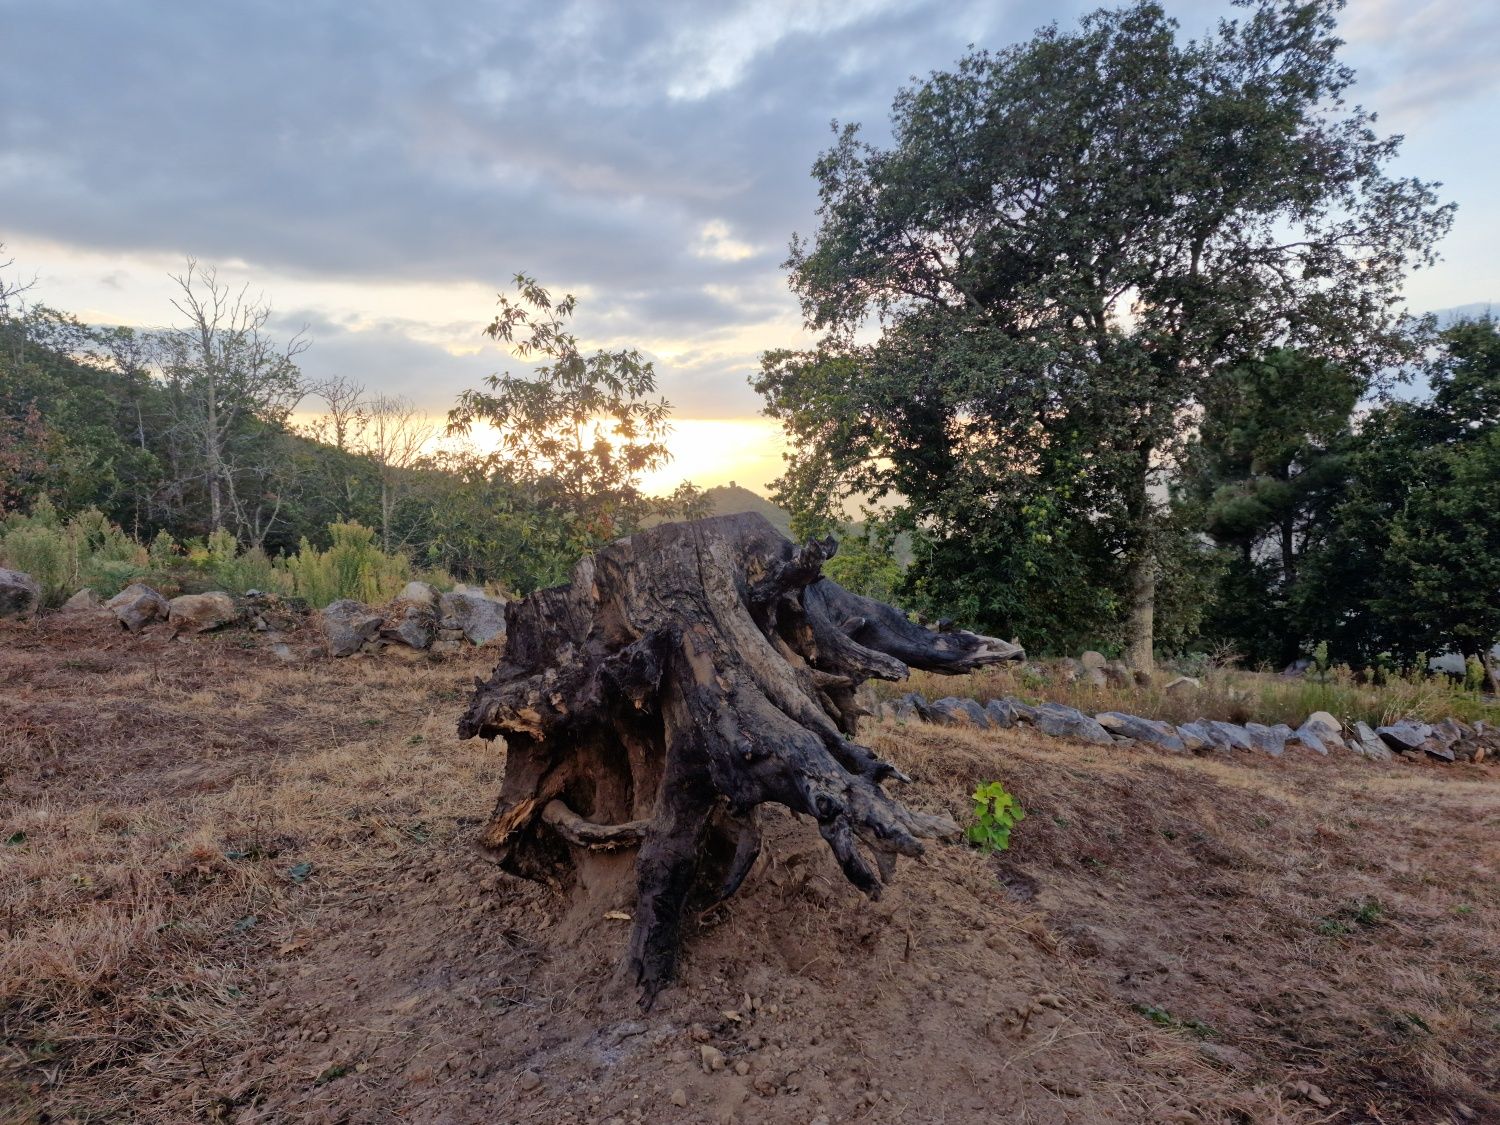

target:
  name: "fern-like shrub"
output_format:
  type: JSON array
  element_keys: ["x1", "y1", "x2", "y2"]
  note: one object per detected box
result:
[{"x1": 283, "y1": 522, "x2": 410, "y2": 607}]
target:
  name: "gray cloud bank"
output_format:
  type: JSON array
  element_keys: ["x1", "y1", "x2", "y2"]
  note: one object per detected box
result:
[{"x1": 3, "y1": 0, "x2": 1494, "y2": 418}]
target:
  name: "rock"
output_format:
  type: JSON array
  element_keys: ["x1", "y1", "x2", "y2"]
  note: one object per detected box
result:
[
  {"x1": 670, "y1": 1088, "x2": 688, "y2": 1107},
  {"x1": 398, "y1": 580, "x2": 439, "y2": 609},
  {"x1": 168, "y1": 591, "x2": 239, "y2": 635},
  {"x1": 1206, "y1": 721, "x2": 1252, "y2": 751},
  {"x1": 1033, "y1": 703, "x2": 1114, "y2": 745},
  {"x1": 320, "y1": 599, "x2": 385, "y2": 657},
  {"x1": 1352, "y1": 721, "x2": 1394, "y2": 761},
  {"x1": 927, "y1": 697, "x2": 992, "y2": 728},
  {"x1": 60, "y1": 587, "x2": 102, "y2": 612},
  {"x1": 1303, "y1": 711, "x2": 1341, "y2": 737},
  {"x1": 437, "y1": 590, "x2": 507, "y2": 647},
  {"x1": 430, "y1": 639, "x2": 462, "y2": 656},
  {"x1": 517, "y1": 1069, "x2": 541, "y2": 1091},
  {"x1": 380, "y1": 598, "x2": 438, "y2": 650},
  {"x1": 1298, "y1": 711, "x2": 1346, "y2": 751},
  {"x1": 1243, "y1": 722, "x2": 1292, "y2": 757},
  {"x1": 1418, "y1": 718, "x2": 1463, "y2": 761},
  {"x1": 1429, "y1": 717, "x2": 1467, "y2": 747},
  {"x1": 1176, "y1": 721, "x2": 1215, "y2": 752},
  {"x1": 0, "y1": 568, "x2": 41, "y2": 618},
  {"x1": 1421, "y1": 738, "x2": 1456, "y2": 763},
  {"x1": 1094, "y1": 712, "x2": 1186, "y2": 752},
  {"x1": 1164, "y1": 675, "x2": 1201, "y2": 695},
  {"x1": 1454, "y1": 720, "x2": 1495, "y2": 763},
  {"x1": 983, "y1": 698, "x2": 1018, "y2": 728},
  {"x1": 699, "y1": 1045, "x2": 725, "y2": 1074},
  {"x1": 1376, "y1": 721, "x2": 1431, "y2": 754},
  {"x1": 1290, "y1": 722, "x2": 1330, "y2": 755},
  {"x1": 1080, "y1": 650, "x2": 1107, "y2": 671},
  {"x1": 1006, "y1": 697, "x2": 1039, "y2": 725},
  {"x1": 887, "y1": 692, "x2": 928, "y2": 721},
  {"x1": 1281, "y1": 658, "x2": 1312, "y2": 678},
  {"x1": 106, "y1": 582, "x2": 170, "y2": 633}
]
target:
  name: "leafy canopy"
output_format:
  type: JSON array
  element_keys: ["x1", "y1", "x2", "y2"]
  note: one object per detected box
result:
[
  {"x1": 449, "y1": 274, "x2": 671, "y2": 538},
  {"x1": 756, "y1": 0, "x2": 1452, "y2": 655}
]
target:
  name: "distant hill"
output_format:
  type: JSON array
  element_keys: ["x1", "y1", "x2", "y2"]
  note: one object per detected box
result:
[
  {"x1": 1432, "y1": 302, "x2": 1497, "y2": 326},
  {"x1": 700, "y1": 483, "x2": 795, "y2": 539}
]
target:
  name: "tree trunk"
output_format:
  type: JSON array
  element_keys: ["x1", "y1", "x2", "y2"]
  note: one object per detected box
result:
[
  {"x1": 1124, "y1": 444, "x2": 1156, "y2": 675},
  {"x1": 1125, "y1": 552, "x2": 1155, "y2": 675},
  {"x1": 458, "y1": 513, "x2": 1023, "y2": 1004},
  {"x1": 380, "y1": 476, "x2": 391, "y2": 554}
]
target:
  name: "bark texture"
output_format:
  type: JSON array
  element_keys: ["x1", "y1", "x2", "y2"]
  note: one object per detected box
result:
[{"x1": 458, "y1": 513, "x2": 1023, "y2": 1002}]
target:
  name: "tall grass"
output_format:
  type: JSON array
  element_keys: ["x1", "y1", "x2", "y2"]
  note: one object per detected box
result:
[
  {"x1": 1, "y1": 507, "x2": 451, "y2": 609},
  {"x1": 900, "y1": 660, "x2": 1500, "y2": 728}
]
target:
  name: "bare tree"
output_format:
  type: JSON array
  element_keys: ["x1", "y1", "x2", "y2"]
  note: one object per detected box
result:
[
  {"x1": 0, "y1": 243, "x2": 39, "y2": 370},
  {"x1": 305, "y1": 376, "x2": 368, "y2": 453},
  {"x1": 0, "y1": 243, "x2": 35, "y2": 314},
  {"x1": 158, "y1": 259, "x2": 308, "y2": 543},
  {"x1": 358, "y1": 394, "x2": 435, "y2": 552},
  {"x1": 301, "y1": 376, "x2": 370, "y2": 518}
]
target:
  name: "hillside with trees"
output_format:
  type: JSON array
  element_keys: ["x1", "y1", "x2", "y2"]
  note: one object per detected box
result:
[{"x1": 0, "y1": 265, "x2": 705, "y2": 603}]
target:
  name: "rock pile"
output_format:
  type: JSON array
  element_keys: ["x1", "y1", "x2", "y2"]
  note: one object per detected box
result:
[
  {"x1": 318, "y1": 581, "x2": 507, "y2": 657},
  {"x1": 879, "y1": 692, "x2": 1497, "y2": 765},
  {"x1": 0, "y1": 567, "x2": 506, "y2": 660}
]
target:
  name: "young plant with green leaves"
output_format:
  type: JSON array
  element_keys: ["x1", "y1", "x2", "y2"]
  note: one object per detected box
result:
[{"x1": 967, "y1": 781, "x2": 1026, "y2": 854}]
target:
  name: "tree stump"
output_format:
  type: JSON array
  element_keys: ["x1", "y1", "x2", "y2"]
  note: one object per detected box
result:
[{"x1": 457, "y1": 513, "x2": 1022, "y2": 1002}]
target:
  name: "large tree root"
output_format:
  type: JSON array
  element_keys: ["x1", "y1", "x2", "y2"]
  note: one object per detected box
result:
[{"x1": 458, "y1": 513, "x2": 1022, "y2": 1003}]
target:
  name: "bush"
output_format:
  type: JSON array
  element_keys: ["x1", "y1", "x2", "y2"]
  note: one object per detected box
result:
[
  {"x1": 0, "y1": 500, "x2": 149, "y2": 604},
  {"x1": 216, "y1": 547, "x2": 292, "y2": 596},
  {"x1": 283, "y1": 522, "x2": 411, "y2": 608}
]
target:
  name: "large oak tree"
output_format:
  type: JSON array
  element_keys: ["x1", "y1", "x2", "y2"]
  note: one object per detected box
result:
[{"x1": 757, "y1": 0, "x2": 1451, "y2": 667}]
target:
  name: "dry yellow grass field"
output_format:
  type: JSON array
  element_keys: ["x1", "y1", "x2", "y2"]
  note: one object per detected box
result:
[{"x1": 2, "y1": 613, "x2": 1497, "y2": 1124}]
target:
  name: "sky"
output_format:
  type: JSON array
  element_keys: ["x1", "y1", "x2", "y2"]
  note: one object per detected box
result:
[{"x1": 2, "y1": 0, "x2": 1497, "y2": 494}]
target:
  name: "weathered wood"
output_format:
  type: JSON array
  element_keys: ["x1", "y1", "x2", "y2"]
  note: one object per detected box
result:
[{"x1": 458, "y1": 512, "x2": 1022, "y2": 1002}]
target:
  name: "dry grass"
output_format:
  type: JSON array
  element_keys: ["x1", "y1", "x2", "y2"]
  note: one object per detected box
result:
[
  {"x1": 2, "y1": 612, "x2": 1497, "y2": 1123},
  {"x1": 1, "y1": 614, "x2": 498, "y2": 1121},
  {"x1": 897, "y1": 661, "x2": 1500, "y2": 729},
  {"x1": 876, "y1": 723, "x2": 1500, "y2": 1122}
]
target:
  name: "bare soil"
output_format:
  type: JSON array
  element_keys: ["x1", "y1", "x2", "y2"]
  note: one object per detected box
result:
[{"x1": 2, "y1": 614, "x2": 1497, "y2": 1124}]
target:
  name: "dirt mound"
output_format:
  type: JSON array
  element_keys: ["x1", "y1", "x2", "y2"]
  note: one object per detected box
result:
[{"x1": 3, "y1": 618, "x2": 1497, "y2": 1123}]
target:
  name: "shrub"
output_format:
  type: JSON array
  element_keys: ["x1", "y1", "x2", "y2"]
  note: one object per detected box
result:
[
  {"x1": 967, "y1": 780, "x2": 1025, "y2": 854},
  {"x1": 147, "y1": 529, "x2": 179, "y2": 569},
  {"x1": 283, "y1": 522, "x2": 410, "y2": 608},
  {"x1": 1464, "y1": 656, "x2": 1487, "y2": 694},
  {"x1": 0, "y1": 501, "x2": 149, "y2": 603},
  {"x1": 214, "y1": 547, "x2": 292, "y2": 596}
]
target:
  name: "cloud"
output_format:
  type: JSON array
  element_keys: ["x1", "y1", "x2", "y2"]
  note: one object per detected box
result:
[
  {"x1": 693, "y1": 220, "x2": 761, "y2": 264},
  {"x1": 1, "y1": 0, "x2": 1492, "y2": 429},
  {"x1": 1340, "y1": 0, "x2": 1500, "y2": 119}
]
